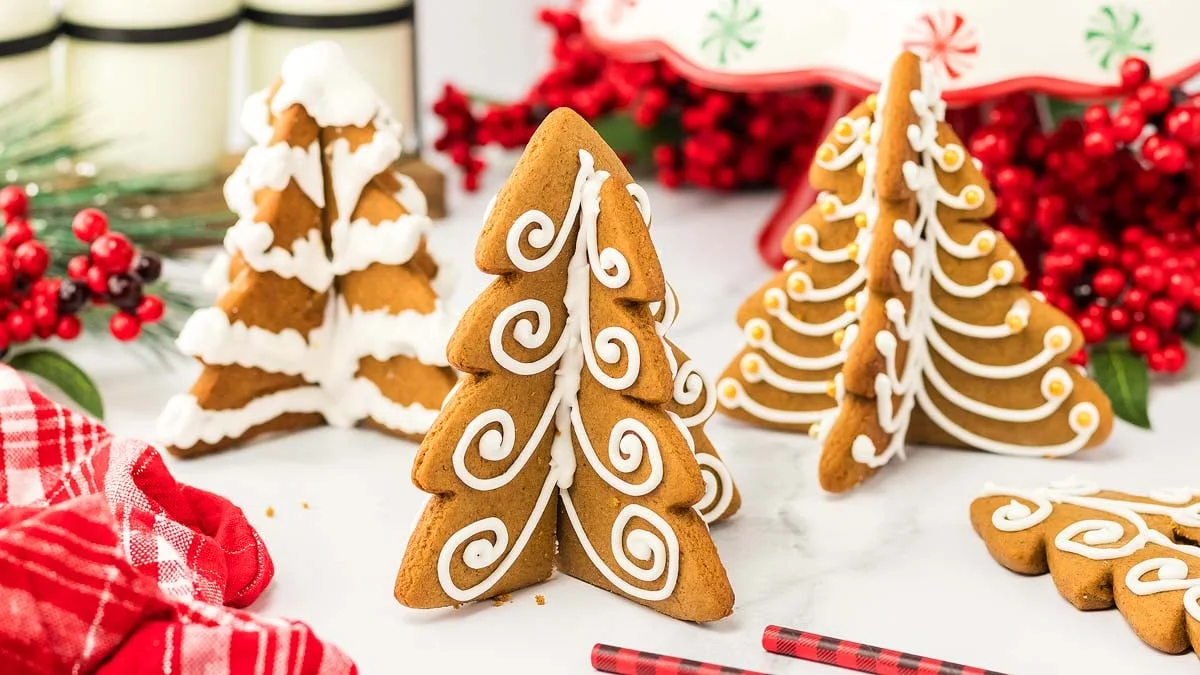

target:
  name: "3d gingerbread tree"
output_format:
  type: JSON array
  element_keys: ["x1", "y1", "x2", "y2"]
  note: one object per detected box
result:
[
  {"x1": 157, "y1": 42, "x2": 457, "y2": 457},
  {"x1": 816, "y1": 52, "x2": 1114, "y2": 493},
  {"x1": 395, "y1": 108, "x2": 735, "y2": 621},
  {"x1": 716, "y1": 100, "x2": 876, "y2": 432}
]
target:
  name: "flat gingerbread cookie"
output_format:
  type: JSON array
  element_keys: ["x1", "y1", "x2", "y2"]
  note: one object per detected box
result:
[
  {"x1": 394, "y1": 108, "x2": 735, "y2": 621},
  {"x1": 973, "y1": 478, "x2": 1200, "y2": 656},
  {"x1": 813, "y1": 51, "x2": 1113, "y2": 492}
]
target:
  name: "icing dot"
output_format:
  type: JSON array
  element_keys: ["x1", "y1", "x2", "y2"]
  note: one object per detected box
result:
[
  {"x1": 817, "y1": 144, "x2": 836, "y2": 162},
  {"x1": 854, "y1": 213, "x2": 869, "y2": 229},
  {"x1": 1075, "y1": 410, "x2": 1094, "y2": 427},
  {"x1": 834, "y1": 120, "x2": 854, "y2": 140},
  {"x1": 833, "y1": 329, "x2": 846, "y2": 346},
  {"x1": 721, "y1": 383, "x2": 737, "y2": 399},
  {"x1": 1005, "y1": 313, "x2": 1026, "y2": 332},
  {"x1": 855, "y1": 161, "x2": 867, "y2": 177},
  {"x1": 819, "y1": 199, "x2": 837, "y2": 216},
  {"x1": 846, "y1": 242, "x2": 860, "y2": 261},
  {"x1": 943, "y1": 147, "x2": 960, "y2": 166},
  {"x1": 748, "y1": 324, "x2": 766, "y2": 341},
  {"x1": 794, "y1": 229, "x2": 814, "y2": 248},
  {"x1": 1048, "y1": 380, "x2": 1066, "y2": 397},
  {"x1": 741, "y1": 355, "x2": 760, "y2": 375},
  {"x1": 866, "y1": 94, "x2": 877, "y2": 112},
  {"x1": 825, "y1": 380, "x2": 838, "y2": 398},
  {"x1": 808, "y1": 423, "x2": 821, "y2": 438},
  {"x1": 844, "y1": 295, "x2": 857, "y2": 313},
  {"x1": 788, "y1": 275, "x2": 808, "y2": 294},
  {"x1": 964, "y1": 186, "x2": 983, "y2": 207}
]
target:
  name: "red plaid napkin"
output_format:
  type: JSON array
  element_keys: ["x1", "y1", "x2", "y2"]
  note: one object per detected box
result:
[{"x1": 0, "y1": 365, "x2": 356, "y2": 674}]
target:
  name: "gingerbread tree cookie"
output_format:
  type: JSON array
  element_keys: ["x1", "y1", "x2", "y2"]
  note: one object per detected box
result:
[
  {"x1": 394, "y1": 108, "x2": 734, "y2": 622},
  {"x1": 157, "y1": 42, "x2": 457, "y2": 457},
  {"x1": 815, "y1": 52, "x2": 1113, "y2": 492},
  {"x1": 972, "y1": 479, "x2": 1200, "y2": 656},
  {"x1": 716, "y1": 101, "x2": 875, "y2": 432}
]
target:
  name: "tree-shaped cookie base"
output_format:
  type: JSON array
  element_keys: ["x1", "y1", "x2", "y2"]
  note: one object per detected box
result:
[
  {"x1": 395, "y1": 109, "x2": 735, "y2": 621},
  {"x1": 816, "y1": 52, "x2": 1113, "y2": 492}
]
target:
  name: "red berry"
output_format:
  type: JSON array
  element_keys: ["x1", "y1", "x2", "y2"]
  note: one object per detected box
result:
[
  {"x1": 1161, "y1": 344, "x2": 1188, "y2": 373},
  {"x1": 1150, "y1": 138, "x2": 1189, "y2": 174},
  {"x1": 14, "y1": 241, "x2": 48, "y2": 278},
  {"x1": 1068, "y1": 349, "x2": 1089, "y2": 367},
  {"x1": 67, "y1": 255, "x2": 90, "y2": 280},
  {"x1": 3, "y1": 220, "x2": 33, "y2": 249},
  {"x1": 1168, "y1": 273, "x2": 1196, "y2": 303},
  {"x1": 0, "y1": 186, "x2": 29, "y2": 222},
  {"x1": 1082, "y1": 129, "x2": 1116, "y2": 157},
  {"x1": 109, "y1": 312, "x2": 141, "y2": 342},
  {"x1": 1148, "y1": 349, "x2": 1168, "y2": 372},
  {"x1": 1135, "y1": 82, "x2": 1171, "y2": 116},
  {"x1": 1107, "y1": 305, "x2": 1133, "y2": 332},
  {"x1": 55, "y1": 315, "x2": 82, "y2": 341},
  {"x1": 0, "y1": 324, "x2": 8, "y2": 351},
  {"x1": 1129, "y1": 324, "x2": 1160, "y2": 354},
  {"x1": 1119, "y1": 57, "x2": 1152, "y2": 89},
  {"x1": 89, "y1": 232, "x2": 134, "y2": 274},
  {"x1": 1133, "y1": 264, "x2": 1167, "y2": 292},
  {"x1": 1078, "y1": 315, "x2": 1108, "y2": 343},
  {"x1": 1125, "y1": 286, "x2": 1152, "y2": 311},
  {"x1": 6, "y1": 310, "x2": 33, "y2": 343},
  {"x1": 1166, "y1": 105, "x2": 1200, "y2": 147},
  {"x1": 1092, "y1": 267, "x2": 1127, "y2": 298},
  {"x1": 1111, "y1": 112, "x2": 1145, "y2": 144},
  {"x1": 135, "y1": 295, "x2": 165, "y2": 323},
  {"x1": 71, "y1": 208, "x2": 109, "y2": 243},
  {"x1": 1082, "y1": 104, "x2": 1111, "y2": 128},
  {"x1": 86, "y1": 266, "x2": 108, "y2": 295},
  {"x1": 31, "y1": 301, "x2": 56, "y2": 330},
  {"x1": 1148, "y1": 298, "x2": 1180, "y2": 330}
]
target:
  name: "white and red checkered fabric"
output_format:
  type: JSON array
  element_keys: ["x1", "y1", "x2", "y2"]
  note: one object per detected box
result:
[{"x1": 0, "y1": 365, "x2": 356, "y2": 674}]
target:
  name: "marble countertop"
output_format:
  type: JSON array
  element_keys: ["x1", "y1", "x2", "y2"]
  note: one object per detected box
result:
[{"x1": 75, "y1": 175, "x2": 1200, "y2": 674}]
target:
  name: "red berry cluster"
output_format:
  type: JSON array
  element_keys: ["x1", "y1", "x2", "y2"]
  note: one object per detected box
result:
[
  {"x1": 0, "y1": 185, "x2": 164, "y2": 350},
  {"x1": 973, "y1": 57, "x2": 1199, "y2": 373},
  {"x1": 431, "y1": 8, "x2": 831, "y2": 192}
]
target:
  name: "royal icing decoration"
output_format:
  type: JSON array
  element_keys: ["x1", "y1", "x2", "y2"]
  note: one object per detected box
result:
[
  {"x1": 816, "y1": 62, "x2": 1101, "y2": 464},
  {"x1": 981, "y1": 478, "x2": 1200, "y2": 623},
  {"x1": 438, "y1": 149, "x2": 688, "y2": 603}
]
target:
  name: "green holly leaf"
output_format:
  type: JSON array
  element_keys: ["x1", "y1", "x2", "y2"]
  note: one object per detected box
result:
[
  {"x1": 9, "y1": 349, "x2": 104, "y2": 420},
  {"x1": 1188, "y1": 324, "x2": 1200, "y2": 347},
  {"x1": 593, "y1": 113, "x2": 682, "y2": 169},
  {"x1": 1089, "y1": 343, "x2": 1150, "y2": 429}
]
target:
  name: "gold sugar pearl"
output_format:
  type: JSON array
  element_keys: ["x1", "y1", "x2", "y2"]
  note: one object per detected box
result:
[
  {"x1": 764, "y1": 293, "x2": 781, "y2": 310},
  {"x1": 856, "y1": 161, "x2": 867, "y2": 177},
  {"x1": 846, "y1": 242, "x2": 860, "y2": 260},
  {"x1": 749, "y1": 324, "x2": 766, "y2": 341},
  {"x1": 989, "y1": 265, "x2": 1007, "y2": 282},
  {"x1": 1005, "y1": 314, "x2": 1026, "y2": 332},
  {"x1": 794, "y1": 230, "x2": 814, "y2": 248},
  {"x1": 943, "y1": 147, "x2": 960, "y2": 166},
  {"x1": 862, "y1": 128, "x2": 872, "y2": 144},
  {"x1": 844, "y1": 296, "x2": 857, "y2": 313},
  {"x1": 817, "y1": 144, "x2": 836, "y2": 162},
  {"x1": 1075, "y1": 411, "x2": 1094, "y2": 427},
  {"x1": 834, "y1": 120, "x2": 854, "y2": 139},
  {"x1": 854, "y1": 213, "x2": 869, "y2": 229},
  {"x1": 866, "y1": 94, "x2": 878, "y2": 112},
  {"x1": 1049, "y1": 333, "x2": 1066, "y2": 351},
  {"x1": 721, "y1": 383, "x2": 738, "y2": 399},
  {"x1": 833, "y1": 329, "x2": 846, "y2": 346},
  {"x1": 742, "y1": 356, "x2": 761, "y2": 375},
  {"x1": 1048, "y1": 380, "x2": 1066, "y2": 397},
  {"x1": 964, "y1": 187, "x2": 983, "y2": 207},
  {"x1": 976, "y1": 236, "x2": 994, "y2": 254},
  {"x1": 788, "y1": 276, "x2": 808, "y2": 294},
  {"x1": 808, "y1": 423, "x2": 822, "y2": 438},
  {"x1": 819, "y1": 199, "x2": 837, "y2": 216},
  {"x1": 825, "y1": 380, "x2": 838, "y2": 398}
]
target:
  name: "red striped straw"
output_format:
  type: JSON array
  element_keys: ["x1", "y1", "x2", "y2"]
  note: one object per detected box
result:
[
  {"x1": 592, "y1": 643, "x2": 771, "y2": 675},
  {"x1": 762, "y1": 626, "x2": 1008, "y2": 675}
]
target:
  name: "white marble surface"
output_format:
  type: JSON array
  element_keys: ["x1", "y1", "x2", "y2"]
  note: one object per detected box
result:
[{"x1": 66, "y1": 176, "x2": 1200, "y2": 674}]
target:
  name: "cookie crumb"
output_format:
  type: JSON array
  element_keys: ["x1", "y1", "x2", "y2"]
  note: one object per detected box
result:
[
  {"x1": 610, "y1": 497, "x2": 620, "y2": 508},
  {"x1": 492, "y1": 593, "x2": 512, "y2": 607},
  {"x1": 301, "y1": 501, "x2": 310, "y2": 510},
  {"x1": 265, "y1": 506, "x2": 275, "y2": 518},
  {"x1": 535, "y1": 595, "x2": 545, "y2": 606},
  {"x1": 452, "y1": 603, "x2": 462, "y2": 610}
]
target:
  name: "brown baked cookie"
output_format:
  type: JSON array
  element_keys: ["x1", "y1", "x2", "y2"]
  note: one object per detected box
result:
[
  {"x1": 158, "y1": 43, "x2": 455, "y2": 456},
  {"x1": 395, "y1": 107, "x2": 734, "y2": 622},
  {"x1": 814, "y1": 51, "x2": 1112, "y2": 493},
  {"x1": 716, "y1": 100, "x2": 876, "y2": 432},
  {"x1": 972, "y1": 479, "x2": 1200, "y2": 655}
]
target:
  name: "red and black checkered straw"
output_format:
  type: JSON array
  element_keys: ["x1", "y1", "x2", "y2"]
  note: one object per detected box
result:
[
  {"x1": 762, "y1": 625, "x2": 1008, "y2": 675},
  {"x1": 592, "y1": 643, "x2": 771, "y2": 675}
]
